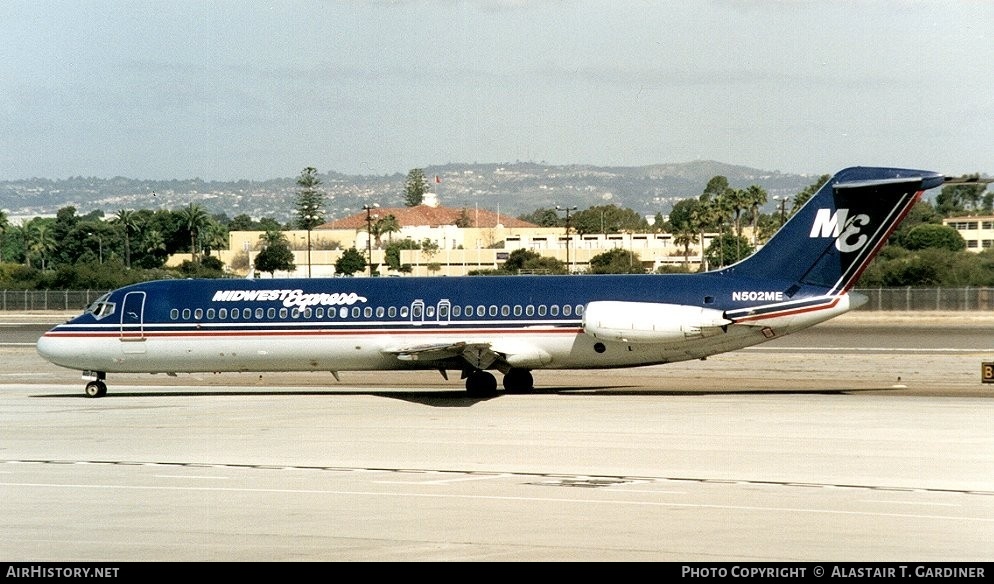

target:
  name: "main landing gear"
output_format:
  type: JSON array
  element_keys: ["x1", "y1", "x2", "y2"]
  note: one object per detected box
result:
[{"x1": 463, "y1": 368, "x2": 534, "y2": 396}]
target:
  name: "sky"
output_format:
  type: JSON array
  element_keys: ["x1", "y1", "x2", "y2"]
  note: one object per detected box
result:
[{"x1": 2, "y1": 0, "x2": 992, "y2": 181}]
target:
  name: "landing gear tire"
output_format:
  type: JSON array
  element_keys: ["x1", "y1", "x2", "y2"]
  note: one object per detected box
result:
[
  {"x1": 503, "y1": 368, "x2": 534, "y2": 393},
  {"x1": 84, "y1": 380, "x2": 107, "y2": 398},
  {"x1": 465, "y1": 370, "x2": 498, "y2": 396}
]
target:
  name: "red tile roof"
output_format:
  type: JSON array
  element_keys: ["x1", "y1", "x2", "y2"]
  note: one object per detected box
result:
[{"x1": 319, "y1": 205, "x2": 537, "y2": 229}]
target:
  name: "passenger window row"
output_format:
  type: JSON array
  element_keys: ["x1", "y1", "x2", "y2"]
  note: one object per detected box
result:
[{"x1": 168, "y1": 303, "x2": 585, "y2": 322}]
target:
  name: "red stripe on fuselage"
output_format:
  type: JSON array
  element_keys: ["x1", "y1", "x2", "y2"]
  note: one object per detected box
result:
[
  {"x1": 729, "y1": 296, "x2": 841, "y2": 324},
  {"x1": 42, "y1": 326, "x2": 586, "y2": 340}
]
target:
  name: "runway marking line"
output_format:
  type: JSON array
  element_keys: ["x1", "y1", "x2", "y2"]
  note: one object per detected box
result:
[
  {"x1": 0, "y1": 480, "x2": 991, "y2": 524},
  {"x1": 3, "y1": 459, "x2": 992, "y2": 497},
  {"x1": 154, "y1": 474, "x2": 230, "y2": 480}
]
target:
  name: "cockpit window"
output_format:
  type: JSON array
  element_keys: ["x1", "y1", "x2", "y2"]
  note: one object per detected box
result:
[{"x1": 85, "y1": 294, "x2": 116, "y2": 320}]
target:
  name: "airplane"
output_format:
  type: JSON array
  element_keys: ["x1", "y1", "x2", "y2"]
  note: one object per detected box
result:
[{"x1": 37, "y1": 166, "x2": 946, "y2": 398}]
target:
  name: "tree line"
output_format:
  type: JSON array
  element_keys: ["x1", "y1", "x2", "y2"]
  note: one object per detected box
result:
[{"x1": 1, "y1": 167, "x2": 991, "y2": 289}]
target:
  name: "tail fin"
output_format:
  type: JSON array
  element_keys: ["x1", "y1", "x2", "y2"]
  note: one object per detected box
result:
[{"x1": 720, "y1": 166, "x2": 945, "y2": 294}]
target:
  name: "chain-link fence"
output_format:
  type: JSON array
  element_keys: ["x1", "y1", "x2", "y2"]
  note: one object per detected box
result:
[
  {"x1": 0, "y1": 290, "x2": 109, "y2": 312},
  {"x1": 852, "y1": 287, "x2": 994, "y2": 311},
  {"x1": 2, "y1": 287, "x2": 994, "y2": 312}
]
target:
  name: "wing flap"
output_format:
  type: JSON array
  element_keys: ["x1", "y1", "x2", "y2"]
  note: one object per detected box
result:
[{"x1": 383, "y1": 341, "x2": 498, "y2": 369}]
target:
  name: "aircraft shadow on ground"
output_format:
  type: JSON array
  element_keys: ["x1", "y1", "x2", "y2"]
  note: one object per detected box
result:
[{"x1": 33, "y1": 385, "x2": 897, "y2": 407}]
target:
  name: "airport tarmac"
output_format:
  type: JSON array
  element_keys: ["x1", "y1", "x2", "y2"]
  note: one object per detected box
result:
[{"x1": 1, "y1": 311, "x2": 993, "y2": 561}]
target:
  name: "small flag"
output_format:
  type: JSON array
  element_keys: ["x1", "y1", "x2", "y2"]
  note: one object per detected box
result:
[{"x1": 435, "y1": 175, "x2": 441, "y2": 183}]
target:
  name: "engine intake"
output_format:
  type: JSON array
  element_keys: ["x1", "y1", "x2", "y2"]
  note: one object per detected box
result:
[{"x1": 582, "y1": 301, "x2": 731, "y2": 344}]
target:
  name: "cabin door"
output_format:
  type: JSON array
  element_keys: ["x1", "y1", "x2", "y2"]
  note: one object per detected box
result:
[
  {"x1": 410, "y1": 299, "x2": 425, "y2": 326},
  {"x1": 436, "y1": 300, "x2": 451, "y2": 326},
  {"x1": 120, "y1": 291, "x2": 147, "y2": 353}
]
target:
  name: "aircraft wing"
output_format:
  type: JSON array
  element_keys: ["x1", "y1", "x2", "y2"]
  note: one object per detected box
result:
[{"x1": 383, "y1": 341, "x2": 499, "y2": 369}]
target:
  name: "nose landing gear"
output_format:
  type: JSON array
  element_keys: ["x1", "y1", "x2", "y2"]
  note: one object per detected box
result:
[
  {"x1": 84, "y1": 380, "x2": 107, "y2": 398},
  {"x1": 82, "y1": 371, "x2": 108, "y2": 398}
]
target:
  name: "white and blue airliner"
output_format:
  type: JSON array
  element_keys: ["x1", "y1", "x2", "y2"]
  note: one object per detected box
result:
[{"x1": 38, "y1": 166, "x2": 946, "y2": 397}]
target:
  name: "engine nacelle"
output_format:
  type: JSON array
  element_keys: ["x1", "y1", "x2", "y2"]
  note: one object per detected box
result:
[{"x1": 582, "y1": 301, "x2": 731, "y2": 344}]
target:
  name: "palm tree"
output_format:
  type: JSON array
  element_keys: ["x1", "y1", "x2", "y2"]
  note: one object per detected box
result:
[
  {"x1": 141, "y1": 229, "x2": 167, "y2": 267},
  {"x1": 372, "y1": 214, "x2": 400, "y2": 246},
  {"x1": 198, "y1": 218, "x2": 228, "y2": 258},
  {"x1": 179, "y1": 203, "x2": 210, "y2": 263},
  {"x1": 710, "y1": 192, "x2": 735, "y2": 268},
  {"x1": 743, "y1": 185, "x2": 768, "y2": 246},
  {"x1": 112, "y1": 209, "x2": 141, "y2": 268},
  {"x1": 690, "y1": 200, "x2": 715, "y2": 271},
  {"x1": 25, "y1": 221, "x2": 56, "y2": 270},
  {"x1": 672, "y1": 228, "x2": 699, "y2": 268}
]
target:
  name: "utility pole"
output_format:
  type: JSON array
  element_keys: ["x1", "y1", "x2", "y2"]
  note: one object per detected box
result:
[
  {"x1": 363, "y1": 203, "x2": 379, "y2": 277},
  {"x1": 87, "y1": 232, "x2": 103, "y2": 263},
  {"x1": 773, "y1": 195, "x2": 792, "y2": 226},
  {"x1": 555, "y1": 205, "x2": 577, "y2": 273}
]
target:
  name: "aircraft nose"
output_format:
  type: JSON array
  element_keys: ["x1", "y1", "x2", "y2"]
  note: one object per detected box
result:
[{"x1": 36, "y1": 332, "x2": 74, "y2": 367}]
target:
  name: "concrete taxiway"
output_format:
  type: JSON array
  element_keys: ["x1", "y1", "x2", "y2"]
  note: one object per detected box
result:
[{"x1": 0, "y1": 311, "x2": 992, "y2": 561}]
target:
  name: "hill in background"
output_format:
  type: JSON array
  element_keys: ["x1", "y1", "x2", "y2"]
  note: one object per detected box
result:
[{"x1": 0, "y1": 160, "x2": 819, "y2": 223}]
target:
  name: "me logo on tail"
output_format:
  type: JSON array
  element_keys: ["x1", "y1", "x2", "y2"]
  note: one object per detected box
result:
[{"x1": 809, "y1": 208, "x2": 871, "y2": 253}]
